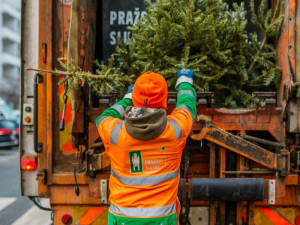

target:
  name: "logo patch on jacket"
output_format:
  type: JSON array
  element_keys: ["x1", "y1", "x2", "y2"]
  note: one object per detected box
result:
[{"x1": 129, "y1": 151, "x2": 143, "y2": 173}]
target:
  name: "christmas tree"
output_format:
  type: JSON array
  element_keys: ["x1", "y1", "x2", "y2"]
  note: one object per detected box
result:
[
  {"x1": 28, "y1": 0, "x2": 283, "y2": 108},
  {"x1": 116, "y1": 0, "x2": 283, "y2": 107}
]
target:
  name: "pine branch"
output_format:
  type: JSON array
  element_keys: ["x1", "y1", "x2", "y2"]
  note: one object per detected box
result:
[
  {"x1": 247, "y1": 35, "x2": 267, "y2": 75},
  {"x1": 26, "y1": 67, "x2": 129, "y2": 82}
]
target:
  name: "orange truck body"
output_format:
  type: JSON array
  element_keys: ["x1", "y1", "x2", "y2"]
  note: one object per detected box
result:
[{"x1": 20, "y1": 0, "x2": 300, "y2": 224}]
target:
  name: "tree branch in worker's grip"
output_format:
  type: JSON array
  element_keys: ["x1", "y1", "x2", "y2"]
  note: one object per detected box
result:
[{"x1": 26, "y1": 57, "x2": 135, "y2": 96}]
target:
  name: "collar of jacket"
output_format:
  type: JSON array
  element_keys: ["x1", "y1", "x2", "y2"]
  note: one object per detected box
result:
[{"x1": 124, "y1": 107, "x2": 167, "y2": 141}]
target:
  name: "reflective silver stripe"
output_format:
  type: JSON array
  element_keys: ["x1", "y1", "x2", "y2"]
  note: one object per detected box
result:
[
  {"x1": 168, "y1": 119, "x2": 182, "y2": 139},
  {"x1": 110, "y1": 203, "x2": 176, "y2": 217},
  {"x1": 96, "y1": 116, "x2": 109, "y2": 127},
  {"x1": 175, "y1": 76, "x2": 193, "y2": 89},
  {"x1": 123, "y1": 93, "x2": 132, "y2": 99},
  {"x1": 111, "y1": 104, "x2": 125, "y2": 116},
  {"x1": 178, "y1": 90, "x2": 195, "y2": 99},
  {"x1": 110, "y1": 121, "x2": 124, "y2": 145},
  {"x1": 175, "y1": 104, "x2": 195, "y2": 120},
  {"x1": 111, "y1": 167, "x2": 179, "y2": 186}
]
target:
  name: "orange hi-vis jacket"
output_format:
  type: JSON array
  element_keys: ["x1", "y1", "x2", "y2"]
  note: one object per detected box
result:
[{"x1": 96, "y1": 83, "x2": 197, "y2": 223}]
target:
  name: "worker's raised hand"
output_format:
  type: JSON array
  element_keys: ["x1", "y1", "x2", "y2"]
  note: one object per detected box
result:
[
  {"x1": 175, "y1": 68, "x2": 195, "y2": 89},
  {"x1": 123, "y1": 84, "x2": 134, "y2": 99},
  {"x1": 177, "y1": 69, "x2": 195, "y2": 79}
]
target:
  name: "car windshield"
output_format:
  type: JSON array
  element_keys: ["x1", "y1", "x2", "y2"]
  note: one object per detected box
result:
[
  {"x1": 0, "y1": 104, "x2": 16, "y2": 119},
  {"x1": 0, "y1": 120, "x2": 17, "y2": 130}
]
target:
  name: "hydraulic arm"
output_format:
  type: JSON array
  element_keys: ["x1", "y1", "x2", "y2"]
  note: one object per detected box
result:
[{"x1": 191, "y1": 123, "x2": 290, "y2": 175}]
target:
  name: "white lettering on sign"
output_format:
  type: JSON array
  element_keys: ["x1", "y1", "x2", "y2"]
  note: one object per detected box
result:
[
  {"x1": 126, "y1": 11, "x2": 133, "y2": 25},
  {"x1": 110, "y1": 11, "x2": 117, "y2": 25},
  {"x1": 118, "y1": 11, "x2": 126, "y2": 25},
  {"x1": 109, "y1": 9, "x2": 147, "y2": 26},
  {"x1": 134, "y1": 8, "x2": 141, "y2": 25},
  {"x1": 109, "y1": 9, "x2": 147, "y2": 46},
  {"x1": 110, "y1": 31, "x2": 131, "y2": 45}
]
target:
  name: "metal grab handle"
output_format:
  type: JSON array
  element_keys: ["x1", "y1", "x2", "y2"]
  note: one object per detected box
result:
[
  {"x1": 59, "y1": 95, "x2": 68, "y2": 131},
  {"x1": 34, "y1": 73, "x2": 43, "y2": 153},
  {"x1": 59, "y1": 82, "x2": 68, "y2": 131}
]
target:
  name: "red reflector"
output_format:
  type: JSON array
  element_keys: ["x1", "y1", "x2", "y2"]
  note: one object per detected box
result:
[
  {"x1": 21, "y1": 155, "x2": 37, "y2": 171},
  {"x1": 62, "y1": 214, "x2": 72, "y2": 224},
  {"x1": 296, "y1": 216, "x2": 300, "y2": 225},
  {"x1": 0, "y1": 128, "x2": 11, "y2": 135}
]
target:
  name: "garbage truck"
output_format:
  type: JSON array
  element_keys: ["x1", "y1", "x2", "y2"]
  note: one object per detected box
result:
[{"x1": 20, "y1": 0, "x2": 300, "y2": 224}]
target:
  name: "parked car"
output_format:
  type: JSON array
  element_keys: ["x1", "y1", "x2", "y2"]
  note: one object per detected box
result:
[
  {"x1": 0, "y1": 119, "x2": 19, "y2": 148},
  {"x1": 12, "y1": 109, "x2": 20, "y2": 120},
  {"x1": 5, "y1": 119, "x2": 19, "y2": 145},
  {"x1": 0, "y1": 98, "x2": 17, "y2": 120}
]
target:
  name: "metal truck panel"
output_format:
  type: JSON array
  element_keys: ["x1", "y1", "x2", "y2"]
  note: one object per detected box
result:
[{"x1": 20, "y1": 0, "x2": 39, "y2": 196}]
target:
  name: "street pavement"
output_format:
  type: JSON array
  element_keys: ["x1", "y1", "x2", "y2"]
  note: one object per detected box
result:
[{"x1": 0, "y1": 147, "x2": 52, "y2": 225}]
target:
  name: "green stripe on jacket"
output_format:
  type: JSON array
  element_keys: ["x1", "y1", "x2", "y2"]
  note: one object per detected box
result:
[
  {"x1": 96, "y1": 98, "x2": 133, "y2": 127},
  {"x1": 108, "y1": 211, "x2": 177, "y2": 225},
  {"x1": 176, "y1": 83, "x2": 197, "y2": 118}
]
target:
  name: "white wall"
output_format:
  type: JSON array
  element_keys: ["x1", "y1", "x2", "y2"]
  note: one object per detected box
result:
[{"x1": 0, "y1": 0, "x2": 21, "y2": 108}]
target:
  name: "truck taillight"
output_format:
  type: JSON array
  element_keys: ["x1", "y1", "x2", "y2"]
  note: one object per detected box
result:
[
  {"x1": 21, "y1": 154, "x2": 37, "y2": 171},
  {"x1": 296, "y1": 216, "x2": 300, "y2": 225}
]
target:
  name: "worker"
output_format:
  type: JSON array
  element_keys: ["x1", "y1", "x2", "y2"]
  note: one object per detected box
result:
[{"x1": 96, "y1": 69, "x2": 196, "y2": 225}]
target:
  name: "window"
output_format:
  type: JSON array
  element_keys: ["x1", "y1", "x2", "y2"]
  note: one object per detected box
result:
[
  {"x1": 3, "y1": 13, "x2": 15, "y2": 29},
  {"x1": 2, "y1": 12, "x2": 19, "y2": 33},
  {"x1": 3, "y1": 64, "x2": 16, "y2": 79},
  {"x1": 3, "y1": 39, "x2": 16, "y2": 55}
]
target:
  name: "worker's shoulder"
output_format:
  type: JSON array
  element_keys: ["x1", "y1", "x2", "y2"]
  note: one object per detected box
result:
[
  {"x1": 167, "y1": 112, "x2": 191, "y2": 127},
  {"x1": 96, "y1": 115, "x2": 122, "y2": 129}
]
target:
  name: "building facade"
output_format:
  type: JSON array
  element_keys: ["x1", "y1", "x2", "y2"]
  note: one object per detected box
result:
[{"x1": 0, "y1": 0, "x2": 20, "y2": 108}]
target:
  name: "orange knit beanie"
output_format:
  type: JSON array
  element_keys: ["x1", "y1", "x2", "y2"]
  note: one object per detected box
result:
[{"x1": 132, "y1": 71, "x2": 168, "y2": 108}]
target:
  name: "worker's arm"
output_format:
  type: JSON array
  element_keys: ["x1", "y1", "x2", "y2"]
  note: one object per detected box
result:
[
  {"x1": 95, "y1": 85, "x2": 134, "y2": 128},
  {"x1": 169, "y1": 69, "x2": 197, "y2": 138},
  {"x1": 96, "y1": 85, "x2": 134, "y2": 156}
]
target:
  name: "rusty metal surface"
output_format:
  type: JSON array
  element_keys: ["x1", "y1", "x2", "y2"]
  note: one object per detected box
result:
[
  {"x1": 276, "y1": 177, "x2": 286, "y2": 199},
  {"x1": 191, "y1": 123, "x2": 288, "y2": 172},
  {"x1": 199, "y1": 103, "x2": 285, "y2": 143},
  {"x1": 71, "y1": 0, "x2": 97, "y2": 150},
  {"x1": 89, "y1": 176, "x2": 110, "y2": 199},
  {"x1": 89, "y1": 177, "x2": 100, "y2": 198},
  {"x1": 50, "y1": 185, "x2": 101, "y2": 205},
  {"x1": 165, "y1": 92, "x2": 286, "y2": 143},
  {"x1": 236, "y1": 155, "x2": 248, "y2": 225},
  {"x1": 246, "y1": 202, "x2": 255, "y2": 225},
  {"x1": 277, "y1": 0, "x2": 296, "y2": 108},
  {"x1": 85, "y1": 150, "x2": 111, "y2": 177},
  {"x1": 78, "y1": 0, "x2": 97, "y2": 70},
  {"x1": 37, "y1": 0, "x2": 53, "y2": 197},
  {"x1": 52, "y1": 0, "x2": 78, "y2": 173},
  {"x1": 209, "y1": 144, "x2": 216, "y2": 225},
  {"x1": 219, "y1": 148, "x2": 226, "y2": 225}
]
